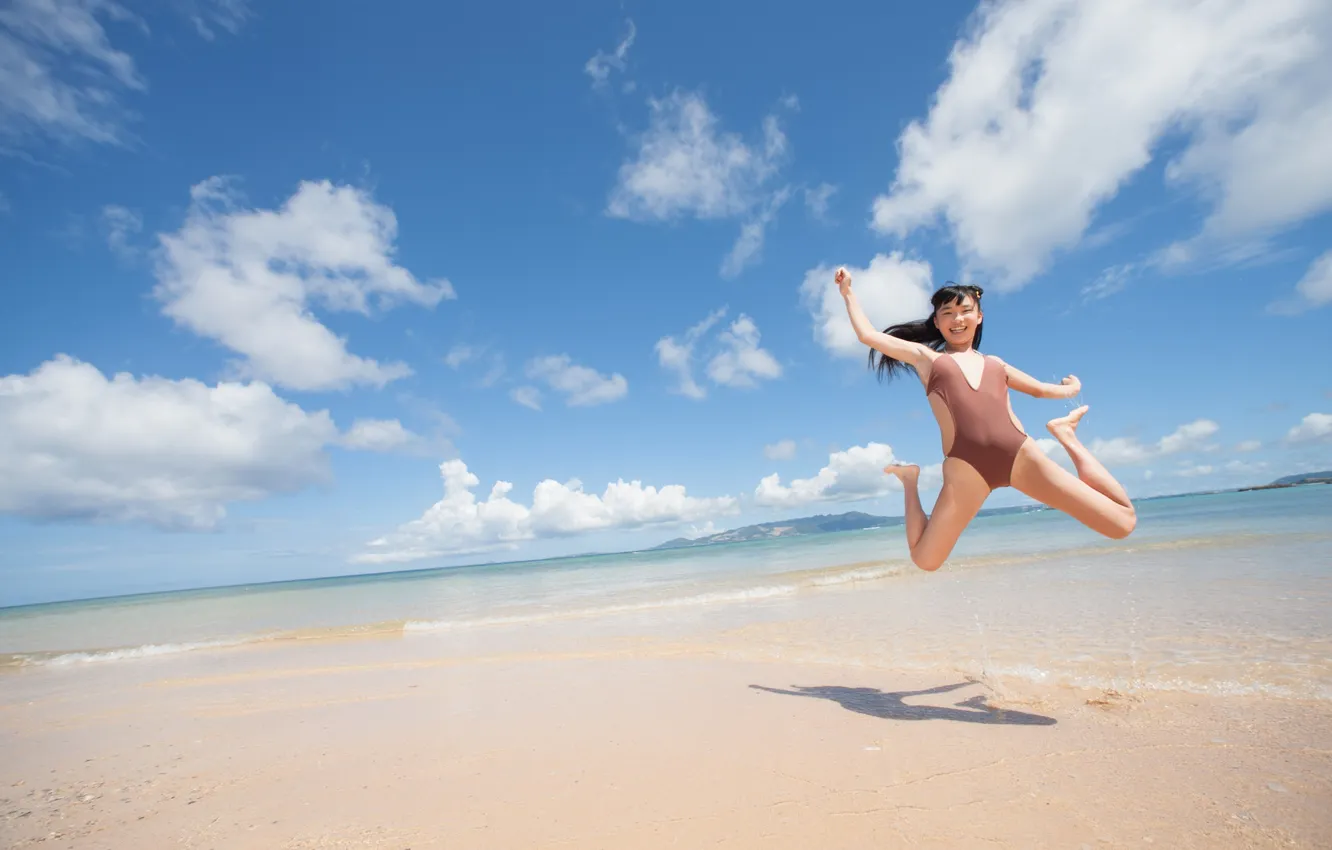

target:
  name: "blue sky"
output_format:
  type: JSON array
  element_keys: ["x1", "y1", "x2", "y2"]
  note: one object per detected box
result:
[{"x1": 2, "y1": 0, "x2": 1330, "y2": 606}]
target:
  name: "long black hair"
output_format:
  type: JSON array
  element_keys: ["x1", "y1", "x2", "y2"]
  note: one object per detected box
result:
[{"x1": 869, "y1": 282, "x2": 985, "y2": 382}]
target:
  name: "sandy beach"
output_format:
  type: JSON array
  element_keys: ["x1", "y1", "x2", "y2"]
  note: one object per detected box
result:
[{"x1": 4, "y1": 626, "x2": 1330, "y2": 850}]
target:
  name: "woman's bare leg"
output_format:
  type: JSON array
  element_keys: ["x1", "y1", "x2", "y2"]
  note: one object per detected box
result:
[
  {"x1": 1011, "y1": 436, "x2": 1137, "y2": 540},
  {"x1": 885, "y1": 460, "x2": 990, "y2": 571},
  {"x1": 884, "y1": 464, "x2": 925, "y2": 548},
  {"x1": 1046, "y1": 405, "x2": 1133, "y2": 508}
]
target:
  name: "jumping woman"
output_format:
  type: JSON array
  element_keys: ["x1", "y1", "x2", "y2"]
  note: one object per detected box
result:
[{"x1": 834, "y1": 267, "x2": 1136, "y2": 572}]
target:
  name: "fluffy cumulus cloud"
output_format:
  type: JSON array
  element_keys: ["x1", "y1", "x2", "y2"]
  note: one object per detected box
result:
[
  {"x1": 656, "y1": 309, "x2": 781, "y2": 399},
  {"x1": 755, "y1": 443, "x2": 906, "y2": 508},
  {"x1": 705, "y1": 315, "x2": 782, "y2": 388},
  {"x1": 521, "y1": 355, "x2": 627, "y2": 407},
  {"x1": 338, "y1": 418, "x2": 417, "y2": 452},
  {"x1": 655, "y1": 308, "x2": 727, "y2": 400},
  {"x1": 0, "y1": 355, "x2": 336, "y2": 530},
  {"x1": 356, "y1": 459, "x2": 739, "y2": 563},
  {"x1": 1089, "y1": 419, "x2": 1220, "y2": 466},
  {"x1": 0, "y1": 0, "x2": 248, "y2": 147},
  {"x1": 1286, "y1": 412, "x2": 1332, "y2": 444},
  {"x1": 800, "y1": 253, "x2": 934, "y2": 358},
  {"x1": 1270, "y1": 250, "x2": 1332, "y2": 314},
  {"x1": 608, "y1": 90, "x2": 794, "y2": 275},
  {"x1": 870, "y1": 0, "x2": 1332, "y2": 287},
  {"x1": 154, "y1": 178, "x2": 454, "y2": 392},
  {"x1": 584, "y1": 18, "x2": 635, "y2": 89},
  {"x1": 608, "y1": 90, "x2": 787, "y2": 221}
]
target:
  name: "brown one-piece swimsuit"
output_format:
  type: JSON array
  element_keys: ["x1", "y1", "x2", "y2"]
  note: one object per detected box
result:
[{"x1": 926, "y1": 353, "x2": 1029, "y2": 490}]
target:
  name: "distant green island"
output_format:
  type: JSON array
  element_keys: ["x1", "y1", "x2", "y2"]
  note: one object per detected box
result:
[{"x1": 652, "y1": 471, "x2": 1331, "y2": 551}]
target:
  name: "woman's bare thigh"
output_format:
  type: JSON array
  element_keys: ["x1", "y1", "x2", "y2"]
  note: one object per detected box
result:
[{"x1": 1009, "y1": 441, "x2": 1134, "y2": 538}]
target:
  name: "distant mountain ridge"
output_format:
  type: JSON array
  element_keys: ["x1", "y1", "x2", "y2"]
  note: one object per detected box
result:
[
  {"x1": 650, "y1": 504, "x2": 1048, "y2": 551},
  {"x1": 1238, "y1": 470, "x2": 1332, "y2": 492},
  {"x1": 651, "y1": 511, "x2": 897, "y2": 550}
]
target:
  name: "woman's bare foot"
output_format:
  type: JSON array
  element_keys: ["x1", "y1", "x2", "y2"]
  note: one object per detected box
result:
[
  {"x1": 883, "y1": 464, "x2": 920, "y2": 485},
  {"x1": 1046, "y1": 405, "x2": 1089, "y2": 443}
]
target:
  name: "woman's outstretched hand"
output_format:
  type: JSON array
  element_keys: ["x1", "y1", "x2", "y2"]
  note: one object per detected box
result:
[
  {"x1": 1059, "y1": 375, "x2": 1081, "y2": 398},
  {"x1": 835, "y1": 266, "x2": 852, "y2": 296}
]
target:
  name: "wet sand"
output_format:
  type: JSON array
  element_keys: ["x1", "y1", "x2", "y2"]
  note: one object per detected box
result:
[{"x1": 2, "y1": 634, "x2": 1330, "y2": 849}]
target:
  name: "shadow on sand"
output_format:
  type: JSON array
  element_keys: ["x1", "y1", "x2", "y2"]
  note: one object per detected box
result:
[{"x1": 749, "y1": 681, "x2": 1057, "y2": 726}]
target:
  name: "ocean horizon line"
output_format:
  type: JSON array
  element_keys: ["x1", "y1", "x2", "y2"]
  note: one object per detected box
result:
[{"x1": 0, "y1": 482, "x2": 1308, "y2": 613}]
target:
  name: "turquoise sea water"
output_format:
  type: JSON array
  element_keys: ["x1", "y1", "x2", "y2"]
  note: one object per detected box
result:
[{"x1": 2, "y1": 487, "x2": 1329, "y2": 700}]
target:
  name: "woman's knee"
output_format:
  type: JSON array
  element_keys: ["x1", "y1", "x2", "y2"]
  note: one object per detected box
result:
[
  {"x1": 1104, "y1": 508, "x2": 1137, "y2": 540},
  {"x1": 911, "y1": 550, "x2": 945, "y2": 572}
]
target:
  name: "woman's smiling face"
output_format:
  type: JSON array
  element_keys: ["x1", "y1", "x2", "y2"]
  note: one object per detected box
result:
[{"x1": 933, "y1": 293, "x2": 982, "y2": 348}]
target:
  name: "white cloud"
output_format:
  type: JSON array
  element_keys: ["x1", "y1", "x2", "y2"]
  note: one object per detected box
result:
[
  {"x1": 721, "y1": 187, "x2": 791, "y2": 278},
  {"x1": 1081, "y1": 264, "x2": 1136, "y2": 302},
  {"x1": 479, "y1": 354, "x2": 506, "y2": 388},
  {"x1": 339, "y1": 418, "x2": 417, "y2": 452},
  {"x1": 182, "y1": 0, "x2": 249, "y2": 41},
  {"x1": 154, "y1": 177, "x2": 453, "y2": 392},
  {"x1": 0, "y1": 355, "x2": 334, "y2": 530},
  {"x1": 804, "y1": 182, "x2": 837, "y2": 221},
  {"x1": 1156, "y1": 419, "x2": 1220, "y2": 455},
  {"x1": 607, "y1": 90, "x2": 787, "y2": 222},
  {"x1": 764, "y1": 439, "x2": 797, "y2": 461},
  {"x1": 0, "y1": 0, "x2": 248, "y2": 148},
  {"x1": 0, "y1": 0, "x2": 142, "y2": 146},
  {"x1": 799, "y1": 252, "x2": 934, "y2": 358},
  {"x1": 1175, "y1": 464, "x2": 1215, "y2": 478},
  {"x1": 584, "y1": 19, "x2": 635, "y2": 89},
  {"x1": 1234, "y1": 439, "x2": 1263, "y2": 453},
  {"x1": 1298, "y1": 253, "x2": 1332, "y2": 307},
  {"x1": 444, "y1": 344, "x2": 475, "y2": 369},
  {"x1": 1089, "y1": 419, "x2": 1220, "y2": 466},
  {"x1": 101, "y1": 204, "x2": 141, "y2": 258},
  {"x1": 1269, "y1": 250, "x2": 1332, "y2": 314},
  {"x1": 686, "y1": 520, "x2": 718, "y2": 539},
  {"x1": 656, "y1": 310, "x2": 780, "y2": 397},
  {"x1": 655, "y1": 307, "x2": 727, "y2": 400},
  {"x1": 525, "y1": 355, "x2": 627, "y2": 407},
  {"x1": 510, "y1": 386, "x2": 542, "y2": 411},
  {"x1": 705, "y1": 315, "x2": 782, "y2": 388},
  {"x1": 1224, "y1": 459, "x2": 1269, "y2": 475},
  {"x1": 918, "y1": 462, "x2": 945, "y2": 492},
  {"x1": 356, "y1": 458, "x2": 738, "y2": 564},
  {"x1": 870, "y1": 0, "x2": 1332, "y2": 287},
  {"x1": 1286, "y1": 412, "x2": 1332, "y2": 443},
  {"x1": 755, "y1": 443, "x2": 904, "y2": 508}
]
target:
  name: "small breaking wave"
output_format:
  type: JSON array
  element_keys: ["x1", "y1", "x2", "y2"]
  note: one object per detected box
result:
[
  {"x1": 0, "y1": 638, "x2": 250, "y2": 669},
  {"x1": 405, "y1": 562, "x2": 909, "y2": 633}
]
